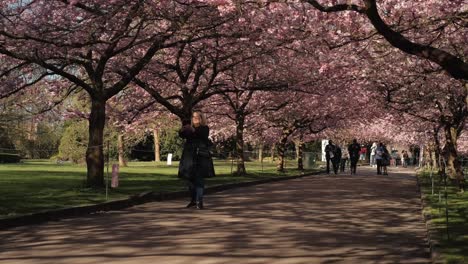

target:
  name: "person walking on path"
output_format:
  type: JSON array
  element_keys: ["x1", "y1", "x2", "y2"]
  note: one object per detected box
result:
[
  {"x1": 340, "y1": 144, "x2": 349, "y2": 173},
  {"x1": 348, "y1": 139, "x2": 360, "y2": 175},
  {"x1": 375, "y1": 143, "x2": 385, "y2": 175},
  {"x1": 332, "y1": 145, "x2": 342, "y2": 174},
  {"x1": 370, "y1": 142, "x2": 377, "y2": 167},
  {"x1": 402, "y1": 150, "x2": 409, "y2": 167},
  {"x1": 382, "y1": 144, "x2": 390, "y2": 175},
  {"x1": 178, "y1": 111, "x2": 215, "y2": 210},
  {"x1": 325, "y1": 140, "x2": 336, "y2": 174},
  {"x1": 359, "y1": 145, "x2": 367, "y2": 161}
]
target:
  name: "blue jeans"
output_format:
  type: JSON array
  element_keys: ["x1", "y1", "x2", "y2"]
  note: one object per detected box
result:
[
  {"x1": 196, "y1": 187, "x2": 203, "y2": 202},
  {"x1": 188, "y1": 182, "x2": 204, "y2": 203}
]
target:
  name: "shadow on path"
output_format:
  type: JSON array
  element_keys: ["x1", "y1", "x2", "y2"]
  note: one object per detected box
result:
[{"x1": 0, "y1": 167, "x2": 430, "y2": 264}]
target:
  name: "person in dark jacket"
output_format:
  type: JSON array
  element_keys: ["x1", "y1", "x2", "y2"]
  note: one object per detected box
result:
[
  {"x1": 332, "y1": 145, "x2": 342, "y2": 174},
  {"x1": 382, "y1": 144, "x2": 390, "y2": 175},
  {"x1": 348, "y1": 139, "x2": 360, "y2": 175},
  {"x1": 178, "y1": 111, "x2": 215, "y2": 210},
  {"x1": 325, "y1": 140, "x2": 336, "y2": 174}
]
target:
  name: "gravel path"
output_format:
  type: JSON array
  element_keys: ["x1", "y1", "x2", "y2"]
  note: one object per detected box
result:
[{"x1": 0, "y1": 167, "x2": 430, "y2": 264}]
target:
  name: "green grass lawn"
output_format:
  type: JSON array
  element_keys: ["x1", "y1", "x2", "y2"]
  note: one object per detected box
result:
[
  {"x1": 418, "y1": 170, "x2": 468, "y2": 264},
  {"x1": 0, "y1": 159, "x2": 318, "y2": 219}
]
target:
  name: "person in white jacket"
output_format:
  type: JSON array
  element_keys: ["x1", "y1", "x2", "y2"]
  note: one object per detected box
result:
[{"x1": 370, "y1": 142, "x2": 378, "y2": 168}]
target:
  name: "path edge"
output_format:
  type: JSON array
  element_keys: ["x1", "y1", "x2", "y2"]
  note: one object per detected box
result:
[{"x1": 0, "y1": 170, "x2": 323, "y2": 230}]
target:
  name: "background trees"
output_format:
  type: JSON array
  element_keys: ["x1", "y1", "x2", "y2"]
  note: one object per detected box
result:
[
  {"x1": 0, "y1": 0, "x2": 466, "y2": 189},
  {"x1": 0, "y1": 0, "x2": 232, "y2": 187}
]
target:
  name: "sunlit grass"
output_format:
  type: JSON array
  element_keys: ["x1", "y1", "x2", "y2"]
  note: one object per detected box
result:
[
  {"x1": 418, "y1": 170, "x2": 468, "y2": 264},
  {"x1": 0, "y1": 159, "x2": 318, "y2": 219}
]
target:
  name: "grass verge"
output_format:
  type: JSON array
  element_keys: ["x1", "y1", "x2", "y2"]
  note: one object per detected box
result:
[
  {"x1": 418, "y1": 170, "x2": 468, "y2": 264},
  {"x1": 0, "y1": 159, "x2": 318, "y2": 219}
]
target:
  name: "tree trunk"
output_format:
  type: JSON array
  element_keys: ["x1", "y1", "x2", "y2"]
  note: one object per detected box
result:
[
  {"x1": 258, "y1": 143, "x2": 264, "y2": 162},
  {"x1": 296, "y1": 140, "x2": 304, "y2": 171},
  {"x1": 118, "y1": 134, "x2": 127, "y2": 167},
  {"x1": 276, "y1": 141, "x2": 286, "y2": 172},
  {"x1": 86, "y1": 99, "x2": 106, "y2": 188},
  {"x1": 153, "y1": 128, "x2": 161, "y2": 162},
  {"x1": 430, "y1": 149, "x2": 437, "y2": 170},
  {"x1": 277, "y1": 129, "x2": 291, "y2": 172},
  {"x1": 295, "y1": 140, "x2": 300, "y2": 161},
  {"x1": 235, "y1": 116, "x2": 246, "y2": 176},
  {"x1": 270, "y1": 144, "x2": 275, "y2": 163},
  {"x1": 433, "y1": 127, "x2": 444, "y2": 176},
  {"x1": 465, "y1": 82, "x2": 468, "y2": 108},
  {"x1": 443, "y1": 124, "x2": 465, "y2": 191},
  {"x1": 425, "y1": 145, "x2": 436, "y2": 170},
  {"x1": 180, "y1": 107, "x2": 193, "y2": 125}
]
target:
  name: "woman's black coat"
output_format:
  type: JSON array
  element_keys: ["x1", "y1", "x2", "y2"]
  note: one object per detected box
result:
[{"x1": 178, "y1": 125, "x2": 215, "y2": 183}]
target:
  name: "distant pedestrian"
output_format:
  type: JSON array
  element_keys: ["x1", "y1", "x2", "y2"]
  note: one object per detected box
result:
[
  {"x1": 359, "y1": 145, "x2": 367, "y2": 161},
  {"x1": 348, "y1": 139, "x2": 360, "y2": 175},
  {"x1": 370, "y1": 142, "x2": 377, "y2": 168},
  {"x1": 340, "y1": 144, "x2": 349, "y2": 173},
  {"x1": 332, "y1": 145, "x2": 342, "y2": 174},
  {"x1": 325, "y1": 140, "x2": 336, "y2": 174},
  {"x1": 390, "y1": 149, "x2": 398, "y2": 167},
  {"x1": 382, "y1": 145, "x2": 390, "y2": 175},
  {"x1": 402, "y1": 150, "x2": 409, "y2": 167},
  {"x1": 375, "y1": 142, "x2": 384, "y2": 175}
]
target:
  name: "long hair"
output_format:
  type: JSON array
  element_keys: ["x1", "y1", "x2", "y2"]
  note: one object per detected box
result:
[{"x1": 192, "y1": 111, "x2": 207, "y2": 127}]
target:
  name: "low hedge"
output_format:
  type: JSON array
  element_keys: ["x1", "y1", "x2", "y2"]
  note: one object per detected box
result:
[{"x1": 0, "y1": 153, "x2": 21, "y2": 163}]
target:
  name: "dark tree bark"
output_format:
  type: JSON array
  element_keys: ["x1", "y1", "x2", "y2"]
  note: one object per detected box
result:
[
  {"x1": 295, "y1": 138, "x2": 304, "y2": 171},
  {"x1": 306, "y1": 0, "x2": 468, "y2": 80},
  {"x1": 443, "y1": 124, "x2": 466, "y2": 192},
  {"x1": 235, "y1": 114, "x2": 247, "y2": 176},
  {"x1": 277, "y1": 128, "x2": 293, "y2": 172},
  {"x1": 86, "y1": 98, "x2": 106, "y2": 188},
  {"x1": 432, "y1": 126, "x2": 445, "y2": 177}
]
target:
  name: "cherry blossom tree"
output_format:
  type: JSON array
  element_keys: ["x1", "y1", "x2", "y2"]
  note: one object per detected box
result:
[
  {"x1": 0, "y1": 0, "x2": 225, "y2": 187},
  {"x1": 207, "y1": 71, "x2": 283, "y2": 174},
  {"x1": 305, "y1": 0, "x2": 467, "y2": 79},
  {"x1": 373, "y1": 64, "x2": 467, "y2": 191}
]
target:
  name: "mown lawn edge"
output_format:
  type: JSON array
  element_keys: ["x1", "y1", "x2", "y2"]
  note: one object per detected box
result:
[{"x1": 0, "y1": 170, "x2": 323, "y2": 230}]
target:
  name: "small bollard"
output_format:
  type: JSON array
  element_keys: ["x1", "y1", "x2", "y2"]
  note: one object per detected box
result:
[{"x1": 167, "y1": 153, "x2": 173, "y2": 166}]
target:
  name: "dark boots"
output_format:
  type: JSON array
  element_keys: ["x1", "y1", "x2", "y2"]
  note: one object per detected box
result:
[
  {"x1": 186, "y1": 201, "x2": 203, "y2": 209},
  {"x1": 196, "y1": 201, "x2": 204, "y2": 210},
  {"x1": 186, "y1": 201, "x2": 196, "y2": 208}
]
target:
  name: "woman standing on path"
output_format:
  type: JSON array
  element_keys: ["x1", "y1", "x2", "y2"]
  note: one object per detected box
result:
[{"x1": 178, "y1": 111, "x2": 215, "y2": 210}]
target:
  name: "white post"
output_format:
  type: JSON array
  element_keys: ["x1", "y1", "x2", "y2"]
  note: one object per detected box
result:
[{"x1": 167, "y1": 153, "x2": 173, "y2": 166}]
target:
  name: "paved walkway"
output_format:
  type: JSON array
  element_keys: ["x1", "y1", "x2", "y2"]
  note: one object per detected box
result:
[{"x1": 0, "y1": 167, "x2": 430, "y2": 264}]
